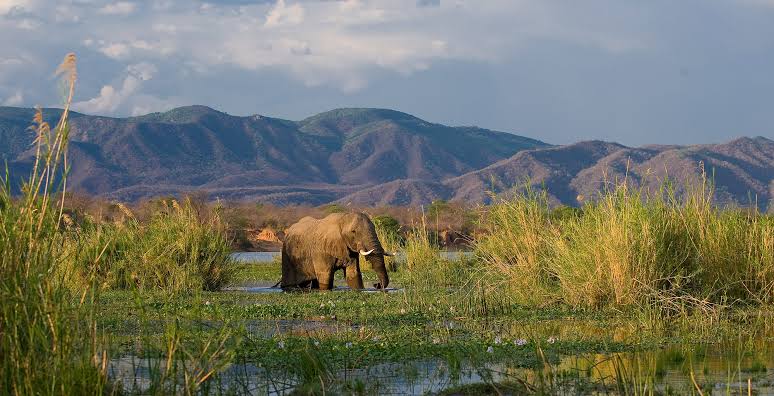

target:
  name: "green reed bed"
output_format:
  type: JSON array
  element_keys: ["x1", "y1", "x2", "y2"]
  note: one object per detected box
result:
[
  {"x1": 476, "y1": 180, "x2": 774, "y2": 312},
  {"x1": 62, "y1": 198, "x2": 234, "y2": 293}
]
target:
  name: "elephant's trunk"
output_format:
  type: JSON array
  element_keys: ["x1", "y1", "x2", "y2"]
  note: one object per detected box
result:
[
  {"x1": 364, "y1": 233, "x2": 389, "y2": 290},
  {"x1": 366, "y1": 255, "x2": 390, "y2": 290}
]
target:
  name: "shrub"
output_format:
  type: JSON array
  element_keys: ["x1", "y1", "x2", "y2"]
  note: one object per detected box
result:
[{"x1": 373, "y1": 214, "x2": 402, "y2": 245}]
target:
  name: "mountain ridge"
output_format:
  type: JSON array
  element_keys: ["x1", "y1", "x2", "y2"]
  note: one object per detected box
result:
[{"x1": 1, "y1": 105, "x2": 771, "y2": 210}]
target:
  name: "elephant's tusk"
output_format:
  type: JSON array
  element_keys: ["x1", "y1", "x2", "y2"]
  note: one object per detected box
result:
[
  {"x1": 359, "y1": 249, "x2": 374, "y2": 256},
  {"x1": 383, "y1": 252, "x2": 397, "y2": 257}
]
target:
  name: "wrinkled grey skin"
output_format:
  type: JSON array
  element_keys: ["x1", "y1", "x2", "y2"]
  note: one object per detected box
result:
[{"x1": 281, "y1": 212, "x2": 389, "y2": 291}]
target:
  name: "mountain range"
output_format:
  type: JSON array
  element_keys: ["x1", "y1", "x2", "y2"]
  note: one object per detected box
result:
[{"x1": 1, "y1": 106, "x2": 772, "y2": 210}]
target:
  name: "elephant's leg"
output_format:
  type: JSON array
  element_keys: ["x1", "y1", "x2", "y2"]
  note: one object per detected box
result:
[
  {"x1": 316, "y1": 268, "x2": 335, "y2": 290},
  {"x1": 345, "y1": 263, "x2": 365, "y2": 290}
]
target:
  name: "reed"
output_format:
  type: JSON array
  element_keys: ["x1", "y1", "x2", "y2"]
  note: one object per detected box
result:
[
  {"x1": 62, "y1": 197, "x2": 235, "y2": 293},
  {"x1": 0, "y1": 54, "x2": 111, "y2": 395},
  {"x1": 476, "y1": 175, "x2": 774, "y2": 311}
]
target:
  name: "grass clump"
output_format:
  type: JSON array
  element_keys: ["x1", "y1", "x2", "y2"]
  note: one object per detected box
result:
[
  {"x1": 476, "y1": 177, "x2": 774, "y2": 311},
  {"x1": 64, "y1": 198, "x2": 234, "y2": 292},
  {"x1": 0, "y1": 54, "x2": 111, "y2": 395}
]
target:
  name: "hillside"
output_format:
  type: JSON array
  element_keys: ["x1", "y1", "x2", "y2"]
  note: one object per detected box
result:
[
  {"x1": 0, "y1": 106, "x2": 547, "y2": 202},
  {"x1": 440, "y1": 137, "x2": 774, "y2": 210},
  {"x1": 1, "y1": 106, "x2": 771, "y2": 209}
]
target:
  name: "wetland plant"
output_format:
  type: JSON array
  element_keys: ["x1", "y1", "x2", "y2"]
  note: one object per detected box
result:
[
  {"x1": 476, "y1": 176, "x2": 774, "y2": 312},
  {"x1": 62, "y1": 197, "x2": 234, "y2": 293},
  {"x1": 0, "y1": 54, "x2": 111, "y2": 395}
]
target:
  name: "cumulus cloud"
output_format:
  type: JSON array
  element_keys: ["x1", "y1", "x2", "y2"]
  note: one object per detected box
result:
[
  {"x1": 73, "y1": 62, "x2": 158, "y2": 114},
  {"x1": 0, "y1": 0, "x2": 653, "y2": 98}
]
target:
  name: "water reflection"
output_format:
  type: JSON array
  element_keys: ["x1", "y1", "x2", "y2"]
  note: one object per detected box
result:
[{"x1": 108, "y1": 338, "x2": 774, "y2": 395}]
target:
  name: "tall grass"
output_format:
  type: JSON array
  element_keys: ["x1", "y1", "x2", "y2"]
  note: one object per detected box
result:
[
  {"x1": 0, "y1": 54, "x2": 240, "y2": 395},
  {"x1": 403, "y1": 214, "x2": 440, "y2": 274},
  {"x1": 476, "y1": 177, "x2": 774, "y2": 312},
  {"x1": 62, "y1": 198, "x2": 234, "y2": 292},
  {"x1": 0, "y1": 54, "x2": 111, "y2": 395}
]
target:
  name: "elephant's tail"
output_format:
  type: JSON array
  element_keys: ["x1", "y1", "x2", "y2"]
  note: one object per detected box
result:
[{"x1": 271, "y1": 279, "x2": 281, "y2": 288}]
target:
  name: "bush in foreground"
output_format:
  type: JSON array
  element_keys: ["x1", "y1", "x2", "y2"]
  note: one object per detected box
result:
[{"x1": 0, "y1": 55, "x2": 111, "y2": 395}]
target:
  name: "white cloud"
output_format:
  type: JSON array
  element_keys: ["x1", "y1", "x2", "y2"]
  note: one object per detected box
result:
[
  {"x1": 99, "y1": 43, "x2": 130, "y2": 59},
  {"x1": 98, "y1": 1, "x2": 136, "y2": 16},
  {"x1": 0, "y1": 56, "x2": 29, "y2": 84},
  {"x1": 0, "y1": 0, "x2": 655, "y2": 97},
  {"x1": 2, "y1": 90, "x2": 24, "y2": 106},
  {"x1": 73, "y1": 62, "x2": 158, "y2": 114},
  {"x1": 0, "y1": 0, "x2": 31, "y2": 15},
  {"x1": 0, "y1": 0, "x2": 768, "y2": 146},
  {"x1": 264, "y1": 0, "x2": 304, "y2": 27},
  {"x1": 127, "y1": 62, "x2": 157, "y2": 81}
]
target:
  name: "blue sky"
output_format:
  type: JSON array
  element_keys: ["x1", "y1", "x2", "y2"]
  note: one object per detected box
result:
[{"x1": 1, "y1": 0, "x2": 773, "y2": 145}]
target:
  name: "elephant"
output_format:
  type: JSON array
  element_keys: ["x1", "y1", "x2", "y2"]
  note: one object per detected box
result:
[{"x1": 280, "y1": 212, "x2": 393, "y2": 291}]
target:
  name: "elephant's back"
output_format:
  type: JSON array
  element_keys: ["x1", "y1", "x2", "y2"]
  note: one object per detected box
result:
[{"x1": 286, "y1": 216, "x2": 319, "y2": 237}]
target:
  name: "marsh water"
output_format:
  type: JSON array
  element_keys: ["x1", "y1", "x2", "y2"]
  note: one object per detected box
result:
[
  {"x1": 103, "y1": 253, "x2": 774, "y2": 394},
  {"x1": 106, "y1": 304, "x2": 774, "y2": 394},
  {"x1": 108, "y1": 334, "x2": 774, "y2": 395}
]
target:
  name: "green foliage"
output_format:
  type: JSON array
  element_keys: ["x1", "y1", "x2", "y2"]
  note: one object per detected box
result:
[
  {"x1": 372, "y1": 215, "x2": 400, "y2": 239},
  {"x1": 63, "y1": 198, "x2": 234, "y2": 293}
]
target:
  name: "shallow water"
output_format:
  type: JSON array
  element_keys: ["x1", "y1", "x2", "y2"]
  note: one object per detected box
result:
[
  {"x1": 108, "y1": 339, "x2": 774, "y2": 395},
  {"x1": 105, "y1": 312, "x2": 774, "y2": 394},
  {"x1": 231, "y1": 251, "x2": 280, "y2": 263}
]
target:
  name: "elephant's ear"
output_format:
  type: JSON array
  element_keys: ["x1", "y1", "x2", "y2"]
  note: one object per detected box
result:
[{"x1": 331, "y1": 215, "x2": 356, "y2": 253}]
